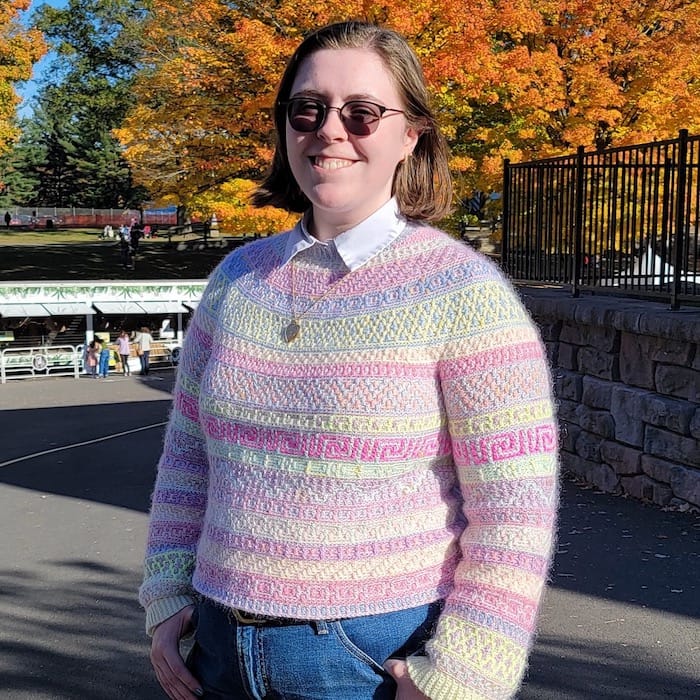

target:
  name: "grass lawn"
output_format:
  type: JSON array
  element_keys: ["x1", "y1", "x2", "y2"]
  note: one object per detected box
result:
[{"x1": 0, "y1": 228, "x2": 256, "y2": 281}]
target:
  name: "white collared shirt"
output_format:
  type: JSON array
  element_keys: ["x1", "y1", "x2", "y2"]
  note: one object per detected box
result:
[{"x1": 282, "y1": 198, "x2": 408, "y2": 272}]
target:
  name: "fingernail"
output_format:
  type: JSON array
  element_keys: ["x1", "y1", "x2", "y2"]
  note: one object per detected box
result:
[{"x1": 194, "y1": 689, "x2": 204, "y2": 697}]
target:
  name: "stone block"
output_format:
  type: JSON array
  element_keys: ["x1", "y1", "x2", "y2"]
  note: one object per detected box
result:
[
  {"x1": 641, "y1": 455, "x2": 678, "y2": 484},
  {"x1": 637, "y1": 392, "x2": 695, "y2": 434},
  {"x1": 538, "y1": 320, "x2": 562, "y2": 343},
  {"x1": 691, "y1": 409, "x2": 700, "y2": 439},
  {"x1": 554, "y1": 369, "x2": 582, "y2": 401},
  {"x1": 578, "y1": 347, "x2": 619, "y2": 381},
  {"x1": 560, "y1": 323, "x2": 618, "y2": 352},
  {"x1": 610, "y1": 386, "x2": 648, "y2": 447},
  {"x1": 574, "y1": 430, "x2": 603, "y2": 462},
  {"x1": 581, "y1": 376, "x2": 614, "y2": 409},
  {"x1": 559, "y1": 420, "x2": 580, "y2": 452},
  {"x1": 561, "y1": 453, "x2": 619, "y2": 493},
  {"x1": 620, "y1": 475, "x2": 673, "y2": 506},
  {"x1": 544, "y1": 341, "x2": 559, "y2": 366},
  {"x1": 644, "y1": 426, "x2": 700, "y2": 468},
  {"x1": 601, "y1": 441, "x2": 642, "y2": 475},
  {"x1": 575, "y1": 404, "x2": 615, "y2": 438},
  {"x1": 654, "y1": 364, "x2": 700, "y2": 402},
  {"x1": 558, "y1": 343, "x2": 578, "y2": 371},
  {"x1": 619, "y1": 333, "x2": 655, "y2": 389},
  {"x1": 669, "y1": 465, "x2": 700, "y2": 507},
  {"x1": 647, "y1": 336, "x2": 694, "y2": 365},
  {"x1": 556, "y1": 399, "x2": 578, "y2": 423},
  {"x1": 559, "y1": 322, "x2": 586, "y2": 346}
]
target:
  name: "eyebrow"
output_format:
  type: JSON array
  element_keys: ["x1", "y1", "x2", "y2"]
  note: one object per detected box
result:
[{"x1": 289, "y1": 89, "x2": 383, "y2": 102}]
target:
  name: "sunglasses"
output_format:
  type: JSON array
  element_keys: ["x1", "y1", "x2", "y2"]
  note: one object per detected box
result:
[{"x1": 283, "y1": 97, "x2": 405, "y2": 136}]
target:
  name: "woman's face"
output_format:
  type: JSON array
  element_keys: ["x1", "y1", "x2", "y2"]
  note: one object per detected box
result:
[{"x1": 285, "y1": 48, "x2": 418, "y2": 239}]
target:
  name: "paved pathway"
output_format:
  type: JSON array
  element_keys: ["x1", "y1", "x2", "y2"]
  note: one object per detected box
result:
[{"x1": 1, "y1": 374, "x2": 698, "y2": 699}]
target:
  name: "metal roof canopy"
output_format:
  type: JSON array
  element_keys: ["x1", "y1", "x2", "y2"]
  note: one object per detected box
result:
[
  {"x1": 42, "y1": 302, "x2": 95, "y2": 316},
  {"x1": 0, "y1": 303, "x2": 52, "y2": 318},
  {"x1": 137, "y1": 301, "x2": 189, "y2": 314},
  {"x1": 92, "y1": 301, "x2": 146, "y2": 314}
]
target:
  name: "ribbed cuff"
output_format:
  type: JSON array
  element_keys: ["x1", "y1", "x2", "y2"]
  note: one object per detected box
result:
[
  {"x1": 406, "y1": 655, "x2": 486, "y2": 700},
  {"x1": 145, "y1": 595, "x2": 195, "y2": 636}
]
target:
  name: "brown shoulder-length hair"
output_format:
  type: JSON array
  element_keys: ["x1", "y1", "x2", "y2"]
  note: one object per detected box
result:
[{"x1": 252, "y1": 20, "x2": 453, "y2": 222}]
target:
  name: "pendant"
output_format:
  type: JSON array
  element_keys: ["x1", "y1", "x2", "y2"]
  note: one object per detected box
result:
[{"x1": 283, "y1": 319, "x2": 300, "y2": 343}]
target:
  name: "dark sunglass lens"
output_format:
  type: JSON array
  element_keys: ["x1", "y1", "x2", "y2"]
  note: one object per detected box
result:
[
  {"x1": 341, "y1": 102, "x2": 382, "y2": 135},
  {"x1": 288, "y1": 100, "x2": 324, "y2": 132}
]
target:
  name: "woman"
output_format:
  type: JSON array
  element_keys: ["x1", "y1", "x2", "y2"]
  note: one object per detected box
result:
[
  {"x1": 116, "y1": 329, "x2": 132, "y2": 376},
  {"x1": 142, "y1": 21, "x2": 559, "y2": 700}
]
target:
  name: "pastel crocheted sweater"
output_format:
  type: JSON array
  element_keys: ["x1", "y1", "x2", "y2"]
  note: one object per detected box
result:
[{"x1": 140, "y1": 223, "x2": 559, "y2": 699}]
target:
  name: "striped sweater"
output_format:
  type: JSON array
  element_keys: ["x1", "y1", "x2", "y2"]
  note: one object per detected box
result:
[{"x1": 140, "y1": 222, "x2": 559, "y2": 699}]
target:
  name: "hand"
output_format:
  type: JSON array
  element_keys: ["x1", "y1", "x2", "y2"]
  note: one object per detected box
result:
[
  {"x1": 150, "y1": 605, "x2": 203, "y2": 700},
  {"x1": 384, "y1": 659, "x2": 430, "y2": 700}
]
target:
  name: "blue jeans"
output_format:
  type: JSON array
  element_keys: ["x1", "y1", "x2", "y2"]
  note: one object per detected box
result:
[
  {"x1": 187, "y1": 597, "x2": 442, "y2": 700},
  {"x1": 99, "y1": 349, "x2": 110, "y2": 377},
  {"x1": 139, "y1": 350, "x2": 150, "y2": 375}
]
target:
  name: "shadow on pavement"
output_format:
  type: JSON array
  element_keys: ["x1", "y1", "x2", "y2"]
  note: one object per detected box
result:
[
  {"x1": 521, "y1": 634, "x2": 700, "y2": 699},
  {"x1": 0, "y1": 559, "x2": 162, "y2": 700}
]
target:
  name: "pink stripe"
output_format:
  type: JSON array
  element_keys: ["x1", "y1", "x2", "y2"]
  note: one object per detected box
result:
[
  {"x1": 454, "y1": 424, "x2": 557, "y2": 465},
  {"x1": 440, "y1": 341, "x2": 544, "y2": 377},
  {"x1": 195, "y1": 556, "x2": 458, "y2": 608},
  {"x1": 201, "y1": 419, "x2": 452, "y2": 462},
  {"x1": 217, "y1": 346, "x2": 437, "y2": 379},
  {"x1": 468, "y1": 545, "x2": 551, "y2": 577},
  {"x1": 453, "y1": 583, "x2": 539, "y2": 630},
  {"x1": 175, "y1": 391, "x2": 200, "y2": 421}
]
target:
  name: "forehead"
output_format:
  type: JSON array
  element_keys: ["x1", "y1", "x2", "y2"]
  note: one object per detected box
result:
[{"x1": 290, "y1": 47, "x2": 400, "y2": 99}]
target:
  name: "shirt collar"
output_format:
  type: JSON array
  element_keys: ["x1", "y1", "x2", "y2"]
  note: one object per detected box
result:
[{"x1": 281, "y1": 198, "x2": 407, "y2": 272}]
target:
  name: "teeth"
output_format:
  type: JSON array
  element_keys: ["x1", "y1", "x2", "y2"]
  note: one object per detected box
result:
[{"x1": 314, "y1": 157, "x2": 353, "y2": 170}]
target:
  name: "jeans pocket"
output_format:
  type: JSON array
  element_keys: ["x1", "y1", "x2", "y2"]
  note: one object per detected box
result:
[
  {"x1": 332, "y1": 620, "x2": 386, "y2": 673},
  {"x1": 330, "y1": 601, "x2": 442, "y2": 675}
]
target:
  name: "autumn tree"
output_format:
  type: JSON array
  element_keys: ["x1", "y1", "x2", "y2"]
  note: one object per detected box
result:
[
  {"x1": 15, "y1": 0, "x2": 149, "y2": 207},
  {"x1": 0, "y1": 0, "x2": 46, "y2": 194},
  {"x1": 115, "y1": 0, "x2": 700, "y2": 231}
]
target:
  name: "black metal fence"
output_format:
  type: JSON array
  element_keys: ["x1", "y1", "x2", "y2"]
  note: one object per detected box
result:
[{"x1": 502, "y1": 130, "x2": 700, "y2": 308}]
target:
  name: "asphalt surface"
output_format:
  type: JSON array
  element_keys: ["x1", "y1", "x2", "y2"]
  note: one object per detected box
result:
[{"x1": 1, "y1": 372, "x2": 698, "y2": 699}]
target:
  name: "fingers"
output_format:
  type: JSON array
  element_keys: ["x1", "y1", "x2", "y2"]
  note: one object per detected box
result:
[
  {"x1": 384, "y1": 658, "x2": 408, "y2": 681},
  {"x1": 150, "y1": 607, "x2": 203, "y2": 700}
]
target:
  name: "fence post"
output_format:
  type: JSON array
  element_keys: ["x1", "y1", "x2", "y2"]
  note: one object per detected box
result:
[
  {"x1": 671, "y1": 129, "x2": 689, "y2": 310},
  {"x1": 501, "y1": 159, "x2": 511, "y2": 269},
  {"x1": 572, "y1": 145, "x2": 585, "y2": 297}
]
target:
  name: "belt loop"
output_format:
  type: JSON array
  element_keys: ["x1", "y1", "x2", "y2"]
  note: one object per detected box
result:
[{"x1": 312, "y1": 620, "x2": 329, "y2": 635}]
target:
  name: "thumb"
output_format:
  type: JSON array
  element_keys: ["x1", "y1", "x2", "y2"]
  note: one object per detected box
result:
[{"x1": 384, "y1": 658, "x2": 409, "y2": 680}]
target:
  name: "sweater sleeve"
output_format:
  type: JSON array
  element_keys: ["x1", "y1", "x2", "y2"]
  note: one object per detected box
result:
[
  {"x1": 139, "y1": 268, "x2": 226, "y2": 636},
  {"x1": 407, "y1": 273, "x2": 559, "y2": 699}
]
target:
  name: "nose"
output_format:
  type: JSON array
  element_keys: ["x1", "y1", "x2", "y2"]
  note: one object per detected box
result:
[{"x1": 315, "y1": 106, "x2": 348, "y2": 142}]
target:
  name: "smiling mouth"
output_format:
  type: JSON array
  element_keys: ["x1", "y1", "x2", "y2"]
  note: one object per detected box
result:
[{"x1": 312, "y1": 156, "x2": 354, "y2": 170}]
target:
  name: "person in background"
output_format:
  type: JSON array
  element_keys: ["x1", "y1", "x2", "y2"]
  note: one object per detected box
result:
[
  {"x1": 116, "y1": 329, "x2": 132, "y2": 376},
  {"x1": 98, "y1": 337, "x2": 111, "y2": 378},
  {"x1": 85, "y1": 337, "x2": 100, "y2": 379},
  {"x1": 137, "y1": 326, "x2": 153, "y2": 375},
  {"x1": 142, "y1": 20, "x2": 559, "y2": 700},
  {"x1": 4, "y1": 211, "x2": 11, "y2": 228}
]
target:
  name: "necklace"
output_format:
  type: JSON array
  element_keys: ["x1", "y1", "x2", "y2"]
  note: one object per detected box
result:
[{"x1": 284, "y1": 260, "x2": 352, "y2": 342}]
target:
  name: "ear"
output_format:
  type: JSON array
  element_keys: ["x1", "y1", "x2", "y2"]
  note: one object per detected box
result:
[{"x1": 403, "y1": 125, "x2": 420, "y2": 158}]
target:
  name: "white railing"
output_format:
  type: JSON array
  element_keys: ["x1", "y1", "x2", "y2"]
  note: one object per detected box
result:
[
  {"x1": 0, "y1": 344, "x2": 82, "y2": 383},
  {"x1": 0, "y1": 341, "x2": 181, "y2": 383}
]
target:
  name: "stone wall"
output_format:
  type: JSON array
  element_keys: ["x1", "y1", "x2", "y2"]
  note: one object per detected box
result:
[{"x1": 519, "y1": 287, "x2": 700, "y2": 510}]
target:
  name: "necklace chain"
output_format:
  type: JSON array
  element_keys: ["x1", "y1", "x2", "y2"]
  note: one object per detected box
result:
[{"x1": 284, "y1": 260, "x2": 350, "y2": 342}]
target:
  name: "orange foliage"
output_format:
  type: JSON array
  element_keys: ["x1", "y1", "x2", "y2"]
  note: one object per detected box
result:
[
  {"x1": 115, "y1": 0, "x2": 700, "y2": 226},
  {"x1": 0, "y1": 1, "x2": 46, "y2": 155}
]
